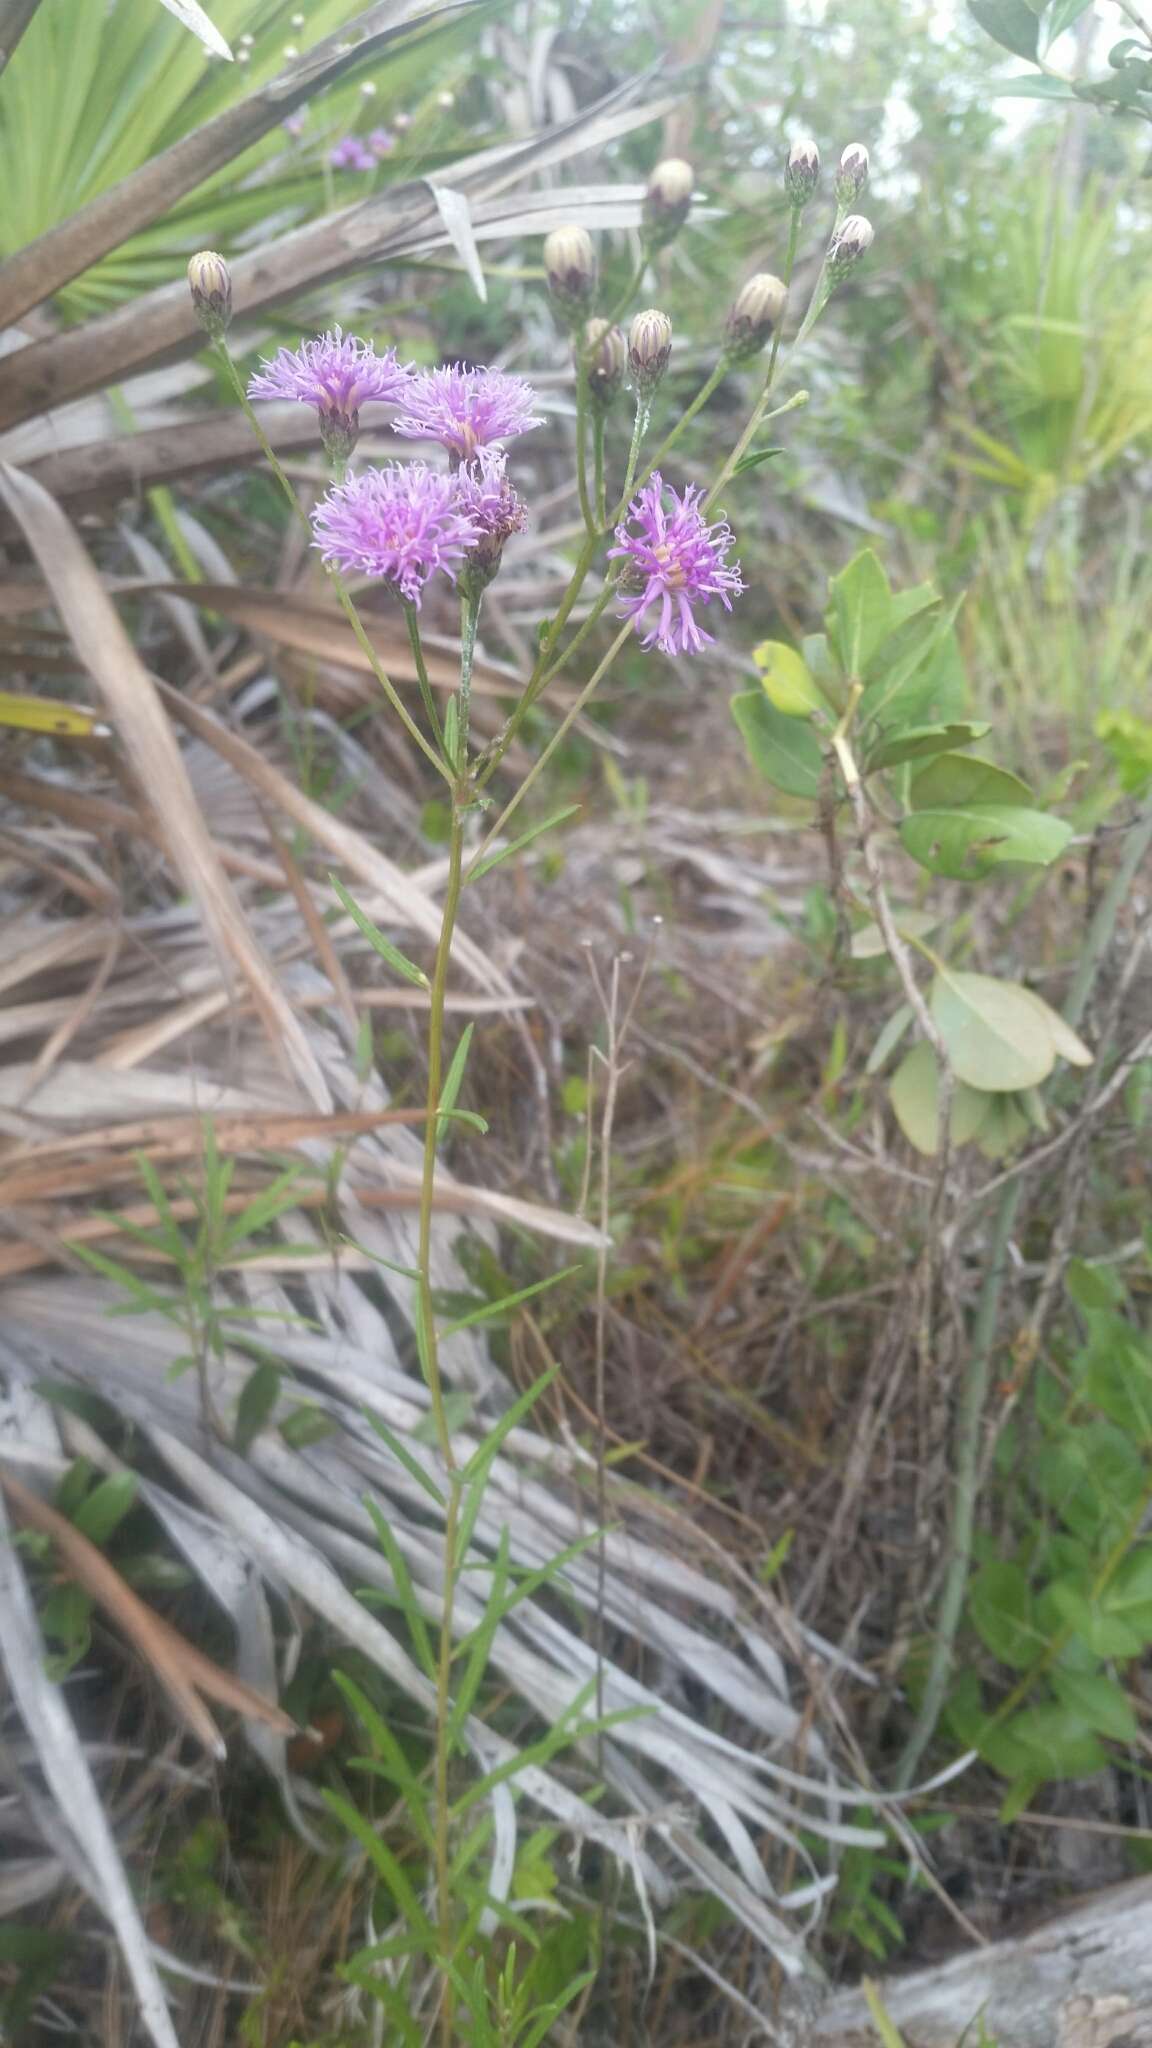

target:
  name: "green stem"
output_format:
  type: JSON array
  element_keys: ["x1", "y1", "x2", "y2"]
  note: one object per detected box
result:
[
  {"x1": 465, "y1": 621, "x2": 634, "y2": 884},
  {"x1": 473, "y1": 527, "x2": 602, "y2": 790},
  {"x1": 215, "y1": 339, "x2": 310, "y2": 531},
  {"x1": 575, "y1": 361, "x2": 596, "y2": 537},
  {"x1": 703, "y1": 201, "x2": 807, "y2": 517},
  {"x1": 621, "y1": 395, "x2": 651, "y2": 507},
  {"x1": 458, "y1": 590, "x2": 480, "y2": 767},
  {"x1": 613, "y1": 359, "x2": 727, "y2": 522},
  {"x1": 893, "y1": 786, "x2": 1152, "y2": 1790},
  {"x1": 404, "y1": 600, "x2": 446, "y2": 758},
  {"x1": 416, "y1": 797, "x2": 468, "y2": 2045},
  {"x1": 333, "y1": 579, "x2": 451, "y2": 782},
  {"x1": 593, "y1": 411, "x2": 607, "y2": 529}
]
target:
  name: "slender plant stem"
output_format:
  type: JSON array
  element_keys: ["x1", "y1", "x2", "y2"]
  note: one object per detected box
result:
[
  {"x1": 415, "y1": 798, "x2": 468, "y2": 2043},
  {"x1": 613, "y1": 359, "x2": 727, "y2": 521},
  {"x1": 893, "y1": 787, "x2": 1152, "y2": 1789},
  {"x1": 593, "y1": 411, "x2": 607, "y2": 528},
  {"x1": 404, "y1": 600, "x2": 445, "y2": 757},
  {"x1": 465, "y1": 623, "x2": 634, "y2": 882},
  {"x1": 621, "y1": 395, "x2": 651, "y2": 507},
  {"x1": 473, "y1": 528, "x2": 603, "y2": 789},
  {"x1": 458, "y1": 590, "x2": 479, "y2": 765},
  {"x1": 575, "y1": 363, "x2": 595, "y2": 536}
]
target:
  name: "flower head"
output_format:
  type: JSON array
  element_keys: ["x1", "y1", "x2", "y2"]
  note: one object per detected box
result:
[
  {"x1": 392, "y1": 364, "x2": 542, "y2": 459},
  {"x1": 329, "y1": 134, "x2": 376, "y2": 170},
  {"x1": 187, "y1": 251, "x2": 232, "y2": 339},
  {"x1": 311, "y1": 462, "x2": 482, "y2": 606},
  {"x1": 452, "y1": 447, "x2": 527, "y2": 585},
  {"x1": 248, "y1": 325, "x2": 412, "y2": 460},
  {"x1": 644, "y1": 158, "x2": 694, "y2": 245},
  {"x1": 368, "y1": 126, "x2": 395, "y2": 157},
  {"x1": 836, "y1": 142, "x2": 869, "y2": 203},
  {"x1": 608, "y1": 473, "x2": 744, "y2": 657},
  {"x1": 785, "y1": 138, "x2": 820, "y2": 204}
]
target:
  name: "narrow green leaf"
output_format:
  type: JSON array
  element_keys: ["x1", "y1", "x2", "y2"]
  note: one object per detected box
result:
[
  {"x1": 70, "y1": 1472, "x2": 138, "y2": 1548},
  {"x1": 364, "y1": 1409, "x2": 446, "y2": 1510},
  {"x1": 233, "y1": 1361, "x2": 282, "y2": 1455},
  {"x1": 439, "y1": 1023, "x2": 474, "y2": 1121},
  {"x1": 335, "y1": 1672, "x2": 436, "y2": 1850},
  {"x1": 465, "y1": 805, "x2": 581, "y2": 885},
  {"x1": 330, "y1": 875, "x2": 430, "y2": 988},
  {"x1": 448, "y1": 1525, "x2": 511, "y2": 1745},
  {"x1": 322, "y1": 1789, "x2": 436, "y2": 1941},
  {"x1": 363, "y1": 1497, "x2": 438, "y2": 1682},
  {"x1": 441, "y1": 1266, "x2": 580, "y2": 1338},
  {"x1": 866, "y1": 1003, "x2": 914, "y2": 1076},
  {"x1": 459, "y1": 1369, "x2": 556, "y2": 1486}
]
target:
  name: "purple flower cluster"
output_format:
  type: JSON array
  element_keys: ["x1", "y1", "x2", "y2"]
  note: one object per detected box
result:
[
  {"x1": 312, "y1": 463, "x2": 482, "y2": 605},
  {"x1": 310, "y1": 449, "x2": 528, "y2": 606},
  {"x1": 393, "y1": 364, "x2": 542, "y2": 460},
  {"x1": 329, "y1": 129, "x2": 395, "y2": 171},
  {"x1": 609, "y1": 473, "x2": 744, "y2": 657},
  {"x1": 248, "y1": 326, "x2": 411, "y2": 458}
]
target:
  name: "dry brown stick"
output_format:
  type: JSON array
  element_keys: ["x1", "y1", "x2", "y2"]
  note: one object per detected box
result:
[{"x1": 0, "y1": 1470, "x2": 296, "y2": 1755}]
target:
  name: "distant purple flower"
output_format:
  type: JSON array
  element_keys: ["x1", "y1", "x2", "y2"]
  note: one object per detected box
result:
[
  {"x1": 247, "y1": 325, "x2": 412, "y2": 459},
  {"x1": 283, "y1": 110, "x2": 306, "y2": 138},
  {"x1": 608, "y1": 473, "x2": 744, "y2": 657},
  {"x1": 452, "y1": 447, "x2": 527, "y2": 583},
  {"x1": 311, "y1": 462, "x2": 482, "y2": 606},
  {"x1": 329, "y1": 134, "x2": 375, "y2": 170},
  {"x1": 368, "y1": 126, "x2": 395, "y2": 158},
  {"x1": 393, "y1": 364, "x2": 543, "y2": 460}
]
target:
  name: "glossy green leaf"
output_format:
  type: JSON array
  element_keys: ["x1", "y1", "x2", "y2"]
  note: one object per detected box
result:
[
  {"x1": 998, "y1": 1704, "x2": 1106, "y2": 1778},
  {"x1": 233, "y1": 1361, "x2": 281, "y2": 1455},
  {"x1": 973, "y1": 1091, "x2": 1032, "y2": 1158},
  {"x1": 970, "y1": 1561, "x2": 1044, "y2": 1668},
  {"x1": 930, "y1": 968, "x2": 1056, "y2": 1091},
  {"x1": 865, "y1": 1003, "x2": 914, "y2": 1076},
  {"x1": 969, "y1": 0, "x2": 1040, "y2": 60},
  {"x1": 889, "y1": 1042, "x2": 992, "y2": 1154},
  {"x1": 909, "y1": 753, "x2": 1033, "y2": 809},
  {"x1": 752, "y1": 640, "x2": 827, "y2": 716},
  {"x1": 1051, "y1": 1668, "x2": 1139, "y2": 1743},
  {"x1": 901, "y1": 803, "x2": 1073, "y2": 879},
  {"x1": 731, "y1": 689, "x2": 824, "y2": 799},
  {"x1": 71, "y1": 1472, "x2": 138, "y2": 1548},
  {"x1": 825, "y1": 549, "x2": 893, "y2": 676},
  {"x1": 858, "y1": 600, "x2": 959, "y2": 726},
  {"x1": 865, "y1": 722, "x2": 990, "y2": 773}
]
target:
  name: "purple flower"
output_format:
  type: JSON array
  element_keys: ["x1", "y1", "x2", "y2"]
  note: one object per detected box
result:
[
  {"x1": 393, "y1": 364, "x2": 543, "y2": 459},
  {"x1": 452, "y1": 447, "x2": 527, "y2": 581},
  {"x1": 329, "y1": 135, "x2": 375, "y2": 171},
  {"x1": 247, "y1": 325, "x2": 412, "y2": 459},
  {"x1": 311, "y1": 462, "x2": 482, "y2": 606},
  {"x1": 368, "y1": 126, "x2": 395, "y2": 157},
  {"x1": 608, "y1": 473, "x2": 744, "y2": 657},
  {"x1": 282, "y1": 110, "x2": 306, "y2": 138}
]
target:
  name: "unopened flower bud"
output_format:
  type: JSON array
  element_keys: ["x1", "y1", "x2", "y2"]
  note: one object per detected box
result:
[
  {"x1": 836, "y1": 143, "x2": 869, "y2": 203},
  {"x1": 543, "y1": 224, "x2": 598, "y2": 320},
  {"x1": 643, "y1": 158, "x2": 694, "y2": 245},
  {"x1": 829, "y1": 214, "x2": 874, "y2": 274},
  {"x1": 187, "y1": 251, "x2": 232, "y2": 339},
  {"x1": 785, "y1": 138, "x2": 820, "y2": 204},
  {"x1": 724, "y1": 272, "x2": 787, "y2": 361},
  {"x1": 581, "y1": 318, "x2": 627, "y2": 407},
  {"x1": 628, "y1": 308, "x2": 672, "y2": 393}
]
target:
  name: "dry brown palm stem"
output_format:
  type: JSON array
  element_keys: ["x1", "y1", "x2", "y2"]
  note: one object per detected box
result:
[
  {"x1": 18, "y1": 926, "x2": 123, "y2": 1106},
  {"x1": 0, "y1": 1174, "x2": 596, "y2": 1280},
  {"x1": 0, "y1": 0, "x2": 486, "y2": 328},
  {"x1": 0, "y1": 766, "x2": 288, "y2": 888},
  {"x1": 0, "y1": 1470, "x2": 296, "y2": 1755},
  {"x1": 0, "y1": 1109, "x2": 436, "y2": 1200},
  {"x1": 0, "y1": 464, "x2": 328, "y2": 1106}
]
